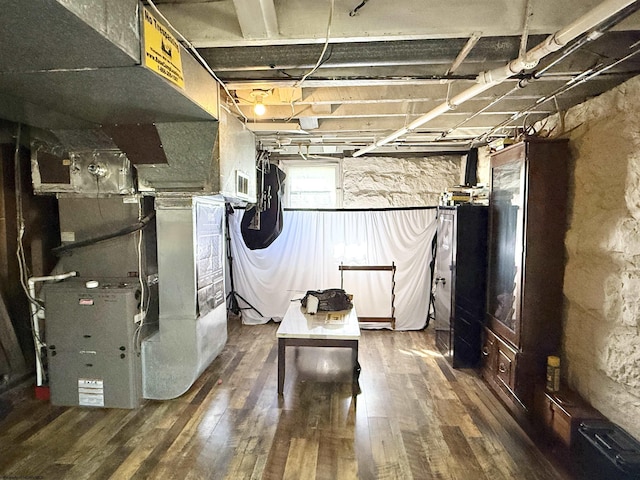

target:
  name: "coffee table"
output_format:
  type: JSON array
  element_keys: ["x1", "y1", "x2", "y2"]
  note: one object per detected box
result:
[{"x1": 277, "y1": 299, "x2": 361, "y2": 396}]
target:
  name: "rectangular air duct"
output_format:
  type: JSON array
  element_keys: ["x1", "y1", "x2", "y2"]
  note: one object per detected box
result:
[
  {"x1": 31, "y1": 108, "x2": 257, "y2": 199},
  {"x1": 0, "y1": 0, "x2": 219, "y2": 130},
  {"x1": 15, "y1": 0, "x2": 257, "y2": 199},
  {"x1": 142, "y1": 196, "x2": 227, "y2": 400}
]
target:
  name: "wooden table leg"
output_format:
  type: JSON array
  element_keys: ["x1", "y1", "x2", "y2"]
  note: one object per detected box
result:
[{"x1": 278, "y1": 338, "x2": 285, "y2": 395}]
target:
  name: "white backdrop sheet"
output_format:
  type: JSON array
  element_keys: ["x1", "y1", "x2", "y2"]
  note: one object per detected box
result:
[{"x1": 227, "y1": 208, "x2": 437, "y2": 330}]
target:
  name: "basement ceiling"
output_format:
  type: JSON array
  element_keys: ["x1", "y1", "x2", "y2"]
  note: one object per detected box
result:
[
  {"x1": 152, "y1": 0, "x2": 640, "y2": 158},
  {"x1": 1, "y1": 1, "x2": 640, "y2": 159}
]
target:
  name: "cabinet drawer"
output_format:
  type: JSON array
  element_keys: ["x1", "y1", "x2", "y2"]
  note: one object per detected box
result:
[
  {"x1": 496, "y1": 336, "x2": 518, "y2": 392},
  {"x1": 481, "y1": 328, "x2": 498, "y2": 378},
  {"x1": 497, "y1": 349, "x2": 514, "y2": 389}
]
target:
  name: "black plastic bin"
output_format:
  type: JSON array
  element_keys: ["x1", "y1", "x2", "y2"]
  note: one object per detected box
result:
[{"x1": 577, "y1": 419, "x2": 640, "y2": 479}]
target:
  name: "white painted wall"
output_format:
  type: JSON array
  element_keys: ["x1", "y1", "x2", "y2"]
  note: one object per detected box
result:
[
  {"x1": 535, "y1": 75, "x2": 640, "y2": 440},
  {"x1": 342, "y1": 155, "x2": 461, "y2": 208}
]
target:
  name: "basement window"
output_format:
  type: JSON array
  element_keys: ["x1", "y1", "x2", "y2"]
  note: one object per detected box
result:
[{"x1": 283, "y1": 162, "x2": 342, "y2": 208}]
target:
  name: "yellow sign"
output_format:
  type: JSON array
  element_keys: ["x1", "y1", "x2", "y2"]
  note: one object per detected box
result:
[{"x1": 142, "y1": 7, "x2": 185, "y2": 89}]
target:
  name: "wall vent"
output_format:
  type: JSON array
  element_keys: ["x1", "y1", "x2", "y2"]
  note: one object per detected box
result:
[{"x1": 236, "y1": 171, "x2": 250, "y2": 199}]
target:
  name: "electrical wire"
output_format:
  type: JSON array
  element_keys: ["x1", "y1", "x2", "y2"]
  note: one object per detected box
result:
[
  {"x1": 13, "y1": 125, "x2": 48, "y2": 362},
  {"x1": 144, "y1": 0, "x2": 248, "y2": 123},
  {"x1": 13, "y1": 124, "x2": 40, "y2": 306},
  {"x1": 294, "y1": 0, "x2": 335, "y2": 88},
  {"x1": 278, "y1": 44, "x2": 336, "y2": 121},
  {"x1": 281, "y1": 16, "x2": 336, "y2": 122},
  {"x1": 137, "y1": 203, "x2": 146, "y2": 324},
  {"x1": 14, "y1": 123, "x2": 28, "y2": 292},
  {"x1": 134, "y1": 211, "x2": 146, "y2": 353},
  {"x1": 349, "y1": 0, "x2": 371, "y2": 17},
  {"x1": 52, "y1": 211, "x2": 155, "y2": 256}
]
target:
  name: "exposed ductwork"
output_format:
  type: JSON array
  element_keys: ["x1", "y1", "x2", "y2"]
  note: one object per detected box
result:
[
  {"x1": 142, "y1": 196, "x2": 227, "y2": 401},
  {"x1": 10, "y1": 0, "x2": 256, "y2": 197},
  {"x1": 353, "y1": 0, "x2": 640, "y2": 157},
  {"x1": 3, "y1": 1, "x2": 260, "y2": 403},
  {"x1": 11, "y1": 1, "x2": 258, "y2": 199},
  {"x1": 31, "y1": 107, "x2": 256, "y2": 200},
  {"x1": 0, "y1": 0, "x2": 219, "y2": 129}
]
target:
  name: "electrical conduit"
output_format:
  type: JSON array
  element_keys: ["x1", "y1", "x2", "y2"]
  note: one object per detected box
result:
[{"x1": 28, "y1": 271, "x2": 77, "y2": 386}]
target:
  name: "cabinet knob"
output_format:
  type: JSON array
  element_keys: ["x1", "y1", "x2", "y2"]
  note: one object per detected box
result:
[
  {"x1": 498, "y1": 363, "x2": 507, "y2": 373},
  {"x1": 482, "y1": 347, "x2": 490, "y2": 356},
  {"x1": 435, "y1": 277, "x2": 446, "y2": 286}
]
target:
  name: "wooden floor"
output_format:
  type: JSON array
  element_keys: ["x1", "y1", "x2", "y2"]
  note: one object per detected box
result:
[{"x1": 0, "y1": 316, "x2": 573, "y2": 480}]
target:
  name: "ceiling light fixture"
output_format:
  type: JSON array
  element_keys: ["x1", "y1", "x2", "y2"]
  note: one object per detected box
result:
[{"x1": 250, "y1": 89, "x2": 270, "y2": 116}]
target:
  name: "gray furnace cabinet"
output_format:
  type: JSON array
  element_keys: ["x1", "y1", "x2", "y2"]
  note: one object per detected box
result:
[{"x1": 45, "y1": 279, "x2": 143, "y2": 409}]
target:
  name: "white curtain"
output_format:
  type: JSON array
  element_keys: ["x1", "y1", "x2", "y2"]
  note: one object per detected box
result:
[{"x1": 227, "y1": 208, "x2": 437, "y2": 330}]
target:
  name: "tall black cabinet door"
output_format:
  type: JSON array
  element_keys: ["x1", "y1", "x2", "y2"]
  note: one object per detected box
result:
[{"x1": 435, "y1": 205, "x2": 488, "y2": 368}]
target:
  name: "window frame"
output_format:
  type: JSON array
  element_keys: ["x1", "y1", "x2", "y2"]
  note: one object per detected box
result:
[{"x1": 280, "y1": 159, "x2": 343, "y2": 209}]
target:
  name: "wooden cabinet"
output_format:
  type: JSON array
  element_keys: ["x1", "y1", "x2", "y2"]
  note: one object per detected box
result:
[
  {"x1": 482, "y1": 139, "x2": 570, "y2": 417},
  {"x1": 434, "y1": 205, "x2": 488, "y2": 368}
]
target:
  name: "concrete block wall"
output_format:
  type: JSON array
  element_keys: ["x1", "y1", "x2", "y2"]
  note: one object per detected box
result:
[
  {"x1": 342, "y1": 155, "x2": 461, "y2": 208},
  {"x1": 537, "y1": 74, "x2": 640, "y2": 440}
]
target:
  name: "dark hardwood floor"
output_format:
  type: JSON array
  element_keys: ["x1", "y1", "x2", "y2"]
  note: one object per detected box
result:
[{"x1": 0, "y1": 316, "x2": 574, "y2": 479}]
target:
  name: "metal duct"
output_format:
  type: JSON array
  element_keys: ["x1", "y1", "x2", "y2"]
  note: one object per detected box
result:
[
  {"x1": 108, "y1": 109, "x2": 256, "y2": 198},
  {"x1": 30, "y1": 107, "x2": 257, "y2": 198},
  {"x1": 0, "y1": 0, "x2": 219, "y2": 130},
  {"x1": 142, "y1": 196, "x2": 227, "y2": 400}
]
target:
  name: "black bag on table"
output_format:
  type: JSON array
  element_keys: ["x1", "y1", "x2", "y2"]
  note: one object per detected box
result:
[{"x1": 301, "y1": 289, "x2": 353, "y2": 312}]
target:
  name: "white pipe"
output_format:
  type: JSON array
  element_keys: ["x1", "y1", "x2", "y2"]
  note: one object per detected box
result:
[
  {"x1": 28, "y1": 271, "x2": 77, "y2": 386},
  {"x1": 555, "y1": 0, "x2": 634, "y2": 46},
  {"x1": 352, "y1": 0, "x2": 637, "y2": 157}
]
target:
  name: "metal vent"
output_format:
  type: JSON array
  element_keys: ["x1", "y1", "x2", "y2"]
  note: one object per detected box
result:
[{"x1": 236, "y1": 170, "x2": 250, "y2": 199}]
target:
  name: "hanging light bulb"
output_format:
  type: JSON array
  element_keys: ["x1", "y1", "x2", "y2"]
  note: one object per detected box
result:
[
  {"x1": 251, "y1": 89, "x2": 270, "y2": 116},
  {"x1": 253, "y1": 97, "x2": 266, "y2": 116}
]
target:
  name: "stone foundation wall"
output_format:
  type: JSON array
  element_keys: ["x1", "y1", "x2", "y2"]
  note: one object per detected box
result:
[
  {"x1": 342, "y1": 155, "x2": 461, "y2": 208},
  {"x1": 538, "y1": 75, "x2": 640, "y2": 440}
]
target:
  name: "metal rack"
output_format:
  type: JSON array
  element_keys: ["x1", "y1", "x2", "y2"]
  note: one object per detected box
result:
[{"x1": 339, "y1": 262, "x2": 396, "y2": 329}]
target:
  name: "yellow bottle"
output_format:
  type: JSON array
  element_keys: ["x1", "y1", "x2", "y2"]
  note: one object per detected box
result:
[{"x1": 546, "y1": 356, "x2": 561, "y2": 392}]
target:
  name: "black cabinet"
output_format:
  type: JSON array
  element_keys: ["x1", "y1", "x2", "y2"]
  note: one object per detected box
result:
[{"x1": 434, "y1": 204, "x2": 488, "y2": 368}]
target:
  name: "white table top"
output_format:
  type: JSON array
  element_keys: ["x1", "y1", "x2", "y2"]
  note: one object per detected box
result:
[{"x1": 277, "y1": 300, "x2": 360, "y2": 340}]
